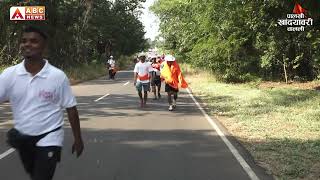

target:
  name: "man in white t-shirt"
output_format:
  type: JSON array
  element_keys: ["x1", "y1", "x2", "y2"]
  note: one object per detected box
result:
[
  {"x1": 133, "y1": 53, "x2": 153, "y2": 107},
  {"x1": 0, "y1": 26, "x2": 84, "y2": 180}
]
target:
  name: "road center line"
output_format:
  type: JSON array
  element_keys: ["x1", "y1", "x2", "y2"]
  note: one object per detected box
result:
[
  {"x1": 186, "y1": 88, "x2": 260, "y2": 180},
  {"x1": 123, "y1": 81, "x2": 130, "y2": 86},
  {"x1": 0, "y1": 148, "x2": 15, "y2": 160},
  {"x1": 94, "y1": 94, "x2": 110, "y2": 102}
]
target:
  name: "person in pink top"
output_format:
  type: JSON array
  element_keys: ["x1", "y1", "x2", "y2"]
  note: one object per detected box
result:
[{"x1": 151, "y1": 56, "x2": 162, "y2": 100}]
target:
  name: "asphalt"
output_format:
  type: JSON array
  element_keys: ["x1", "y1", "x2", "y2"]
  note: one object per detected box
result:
[{"x1": 0, "y1": 71, "x2": 273, "y2": 180}]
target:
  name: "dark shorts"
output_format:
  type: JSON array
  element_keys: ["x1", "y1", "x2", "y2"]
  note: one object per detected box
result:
[
  {"x1": 136, "y1": 81, "x2": 150, "y2": 92},
  {"x1": 18, "y1": 146, "x2": 61, "y2": 180},
  {"x1": 165, "y1": 84, "x2": 179, "y2": 93},
  {"x1": 151, "y1": 76, "x2": 161, "y2": 86}
]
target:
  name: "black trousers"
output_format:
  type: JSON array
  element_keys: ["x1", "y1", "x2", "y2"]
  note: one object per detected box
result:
[
  {"x1": 18, "y1": 146, "x2": 61, "y2": 180},
  {"x1": 109, "y1": 69, "x2": 116, "y2": 79},
  {"x1": 165, "y1": 84, "x2": 179, "y2": 92}
]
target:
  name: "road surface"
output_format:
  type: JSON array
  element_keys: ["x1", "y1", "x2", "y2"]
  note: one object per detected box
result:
[{"x1": 0, "y1": 71, "x2": 272, "y2": 180}]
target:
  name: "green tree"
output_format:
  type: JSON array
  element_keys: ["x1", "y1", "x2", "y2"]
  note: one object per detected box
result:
[
  {"x1": 152, "y1": 0, "x2": 320, "y2": 82},
  {"x1": 0, "y1": 0, "x2": 148, "y2": 67}
]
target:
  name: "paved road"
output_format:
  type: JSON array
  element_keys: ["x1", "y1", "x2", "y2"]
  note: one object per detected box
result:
[{"x1": 0, "y1": 71, "x2": 273, "y2": 180}]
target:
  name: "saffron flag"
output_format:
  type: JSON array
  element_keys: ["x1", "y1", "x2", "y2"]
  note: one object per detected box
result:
[{"x1": 160, "y1": 61, "x2": 188, "y2": 89}]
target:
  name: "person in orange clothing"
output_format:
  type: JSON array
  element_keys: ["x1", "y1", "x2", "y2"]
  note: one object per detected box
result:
[{"x1": 160, "y1": 55, "x2": 188, "y2": 111}]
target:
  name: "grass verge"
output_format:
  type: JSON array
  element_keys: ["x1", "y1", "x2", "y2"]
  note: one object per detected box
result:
[
  {"x1": 65, "y1": 54, "x2": 134, "y2": 84},
  {"x1": 1, "y1": 54, "x2": 133, "y2": 80},
  {"x1": 0, "y1": 63, "x2": 106, "y2": 82},
  {"x1": 0, "y1": 66, "x2": 6, "y2": 72},
  {"x1": 64, "y1": 63, "x2": 106, "y2": 84},
  {"x1": 182, "y1": 64, "x2": 320, "y2": 180}
]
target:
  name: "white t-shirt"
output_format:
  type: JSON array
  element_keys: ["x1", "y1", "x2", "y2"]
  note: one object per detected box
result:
[
  {"x1": 153, "y1": 68, "x2": 161, "y2": 76},
  {"x1": 107, "y1": 59, "x2": 116, "y2": 70},
  {"x1": 0, "y1": 60, "x2": 77, "y2": 147},
  {"x1": 151, "y1": 63, "x2": 161, "y2": 76},
  {"x1": 134, "y1": 62, "x2": 153, "y2": 83}
]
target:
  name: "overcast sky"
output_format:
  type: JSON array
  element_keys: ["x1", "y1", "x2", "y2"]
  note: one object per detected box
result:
[{"x1": 140, "y1": 0, "x2": 159, "y2": 41}]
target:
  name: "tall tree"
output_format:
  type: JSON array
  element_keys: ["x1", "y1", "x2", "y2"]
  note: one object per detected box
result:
[
  {"x1": 152, "y1": 0, "x2": 320, "y2": 82},
  {"x1": 0, "y1": 0, "x2": 148, "y2": 67}
]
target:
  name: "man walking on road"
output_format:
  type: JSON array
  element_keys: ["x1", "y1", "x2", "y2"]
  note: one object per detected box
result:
[
  {"x1": 151, "y1": 56, "x2": 162, "y2": 100},
  {"x1": 0, "y1": 26, "x2": 84, "y2": 180},
  {"x1": 133, "y1": 53, "x2": 153, "y2": 108},
  {"x1": 160, "y1": 55, "x2": 188, "y2": 111}
]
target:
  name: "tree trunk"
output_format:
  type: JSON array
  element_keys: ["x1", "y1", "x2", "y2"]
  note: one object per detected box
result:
[{"x1": 283, "y1": 61, "x2": 288, "y2": 84}]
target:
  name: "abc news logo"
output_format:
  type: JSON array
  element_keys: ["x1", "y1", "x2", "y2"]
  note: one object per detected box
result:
[{"x1": 10, "y1": 6, "x2": 45, "y2": 21}]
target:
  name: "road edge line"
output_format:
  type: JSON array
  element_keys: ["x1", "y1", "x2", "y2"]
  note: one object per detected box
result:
[
  {"x1": 123, "y1": 81, "x2": 130, "y2": 86},
  {"x1": 186, "y1": 88, "x2": 260, "y2": 180}
]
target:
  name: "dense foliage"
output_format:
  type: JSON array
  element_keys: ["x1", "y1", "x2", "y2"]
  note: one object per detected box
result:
[
  {"x1": 0, "y1": 0, "x2": 148, "y2": 67},
  {"x1": 152, "y1": 0, "x2": 320, "y2": 82}
]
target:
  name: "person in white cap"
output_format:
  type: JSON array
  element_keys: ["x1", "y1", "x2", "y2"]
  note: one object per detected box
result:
[
  {"x1": 160, "y1": 55, "x2": 188, "y2": 111},
  {"x1": 133, "y1": 53, "x2": 153, "y2": 107}
]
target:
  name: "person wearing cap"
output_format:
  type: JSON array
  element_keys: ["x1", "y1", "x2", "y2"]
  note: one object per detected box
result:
[
  {"x1": 133, "y1": 53, "x2": 153, "y2": 107},
  {"x1": 160, "y1": 55, "x2": 188, "y2": 111},
  {"x1": 107, "y1": 55, "x2": 116, "y2": 80}
]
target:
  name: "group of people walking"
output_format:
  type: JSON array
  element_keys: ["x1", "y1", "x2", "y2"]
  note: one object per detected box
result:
[
  {"x1": 109, "y1": 52, "x2": 189, "y2": 111},
  {"x1": 0, "y1": 26, "x2": 188, "y2": 180},
  {"x1": 133, "y1": 53, "x2": 188, "y2": 111}
]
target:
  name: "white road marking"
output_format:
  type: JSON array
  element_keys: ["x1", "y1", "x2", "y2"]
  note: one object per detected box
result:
[
  {"x1": 94, "y1": 94, "x2": 110, "y2": 102},
  {"x1": 0, "y1": 148, "x2": 15, "y2": 160},
  {"x1": 123, "y1": 81, "x2": 130, "y2": 86},
  {"x1": 186, "y1": 88, "x2": 260, "y2": 180},
  {"x1": 0, "y1": 120, "x2": 13, "y2": 126}
]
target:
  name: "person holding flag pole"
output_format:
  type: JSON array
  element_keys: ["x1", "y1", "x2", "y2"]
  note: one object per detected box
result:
[{"x1": 160, "y1": 55, "x2": 188, "y2": 111}]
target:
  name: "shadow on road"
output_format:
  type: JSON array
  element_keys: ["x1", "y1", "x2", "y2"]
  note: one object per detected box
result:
[
  {"x1": 0, "y1": 103, "x2": 12, "y2": 124},
  {"x1": 52, "y1": 128, "x2": 273, "y2": 180},
  {"x1": 72, "y1": 93, "x2": 201, "y2": 122}
]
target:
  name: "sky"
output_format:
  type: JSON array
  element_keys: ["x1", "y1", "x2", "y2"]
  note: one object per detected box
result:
[{"x1": 140, "y1": 0, "x2": 160, "y2": 41}]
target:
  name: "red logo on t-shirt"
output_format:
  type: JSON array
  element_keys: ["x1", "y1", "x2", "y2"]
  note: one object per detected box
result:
[{"x1": 39, "y1": 90, "x2": 54, "y2": 102}]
